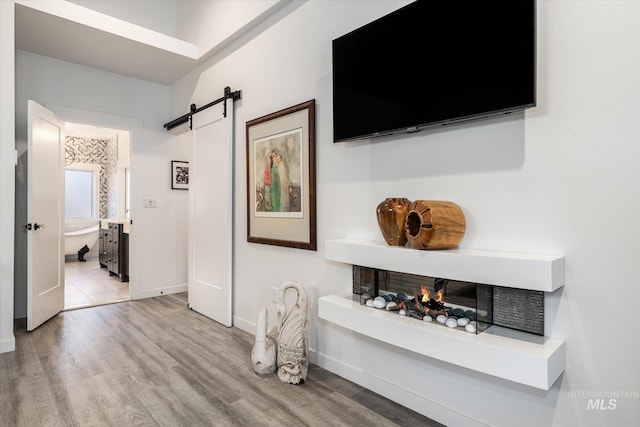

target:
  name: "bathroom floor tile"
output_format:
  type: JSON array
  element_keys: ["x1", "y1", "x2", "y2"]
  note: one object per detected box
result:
[{"x1": 64, "y1": 258, "x2": 129, "y2": 310}]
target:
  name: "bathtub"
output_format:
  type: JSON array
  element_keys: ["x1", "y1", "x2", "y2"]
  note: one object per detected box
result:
[{"x1": 64, "y1": 218, "x2": 100, "y2": 256}]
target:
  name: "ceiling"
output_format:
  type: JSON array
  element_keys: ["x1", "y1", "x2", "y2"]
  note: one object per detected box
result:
[{"x1": 15, "y1": 3, "x2": 199, "y2": 85}]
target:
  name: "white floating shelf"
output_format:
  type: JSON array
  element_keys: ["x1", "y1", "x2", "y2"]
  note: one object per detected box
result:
[
  {"x1": 319, "y1": 292, "x2": 566, "y2": 390},
  {"x1": 325, "y1": 239, "x2": 564, "y2": 292}
]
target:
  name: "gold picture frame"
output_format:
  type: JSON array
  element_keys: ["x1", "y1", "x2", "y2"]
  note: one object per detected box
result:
[{"x1": 246, "y1": 100, "x2": 316, "y2": 250}]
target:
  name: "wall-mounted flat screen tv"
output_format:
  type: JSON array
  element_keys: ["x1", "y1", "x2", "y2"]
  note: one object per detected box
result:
[{"x1": 332, "y1": 0, "x2": 536, "y2": 143}]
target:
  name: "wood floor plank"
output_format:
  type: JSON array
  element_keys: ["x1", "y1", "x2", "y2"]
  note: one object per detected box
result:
[{"x1": 1, "y1": 293, "x2": 445, "y2": 427}]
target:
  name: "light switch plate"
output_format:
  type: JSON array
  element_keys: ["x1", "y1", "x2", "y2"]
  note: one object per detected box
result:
[{"x1": 143, "y1": 198, "x2": 158, "y2": 208}]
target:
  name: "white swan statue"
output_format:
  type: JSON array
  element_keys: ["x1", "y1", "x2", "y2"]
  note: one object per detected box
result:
[{"x1": 276, "y1": 281, "x2": 309, "y2": 384}]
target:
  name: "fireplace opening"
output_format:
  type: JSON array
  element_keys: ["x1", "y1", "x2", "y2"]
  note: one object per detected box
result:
[{"x1": 352, "y1": 266, "x2": 544, "y2": 336}]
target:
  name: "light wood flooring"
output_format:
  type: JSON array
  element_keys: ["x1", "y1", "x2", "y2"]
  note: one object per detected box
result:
[
  {"x1": 65, "y1": 258, "x2": 129, "y2": 310},
  {"x1": 1, "y1": 292, "x2": 445, "y2": 427}
]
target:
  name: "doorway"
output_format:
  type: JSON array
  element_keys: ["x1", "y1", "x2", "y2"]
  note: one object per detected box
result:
[{"x1": 63, "y1": 122, "x2": 131, "y2": 310}]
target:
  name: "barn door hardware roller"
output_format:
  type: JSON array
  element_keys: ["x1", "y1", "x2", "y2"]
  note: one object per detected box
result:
[{"x1": 163, "y1": 86, "x2": 242, "y2": 132}]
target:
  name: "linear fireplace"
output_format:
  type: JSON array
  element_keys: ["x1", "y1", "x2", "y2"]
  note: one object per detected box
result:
[
  {"x1": 319, "y1": 238, "x2": 566, "y2": 390},
  {"x1": 353, "y1": 266, "x2": 545, "y2": 336}
]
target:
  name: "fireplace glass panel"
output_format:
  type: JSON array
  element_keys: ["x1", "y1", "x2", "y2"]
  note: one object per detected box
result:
[{"x1": 352, "y1": 265, "x2": 543, "y2": 336}]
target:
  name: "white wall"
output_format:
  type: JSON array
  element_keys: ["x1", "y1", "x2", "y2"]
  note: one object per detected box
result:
[
  {"x1": 0, "y1": 0, "x2": 16, "y2": 353},
  {"x1": 175, "y1": 0, "x2": 281, "y2": 53},
  {"x1": 67, "y1": 0, "x2": 177, "y2": 37},
  {"x1": 14, "y1": 50, "x2": 189, "y2": 316},
  {"x1": 171, "y1": 1, "x2": 640, "y2": 426}
]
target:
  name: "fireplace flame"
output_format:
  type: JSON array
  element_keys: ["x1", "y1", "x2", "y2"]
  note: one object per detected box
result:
[
  {"x1": 419, "y1": 286, "x2": 444, "y2": 304},
  {"x1": 421, "y1": 286, "x2": 429, "y2": 303}
]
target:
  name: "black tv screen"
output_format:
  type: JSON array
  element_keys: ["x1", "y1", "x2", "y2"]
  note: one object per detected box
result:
[{"x1": 332, "y1": 0, "x2": 536, "y2": 143}]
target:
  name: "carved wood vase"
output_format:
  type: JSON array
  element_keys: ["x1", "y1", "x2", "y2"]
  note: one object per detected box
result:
[
  {"x1": 405, "y1": 200, "x2": 466, "y2": 250},
  {"x1": 376, "y1": 198, "x2": 411, "y2": 246}
]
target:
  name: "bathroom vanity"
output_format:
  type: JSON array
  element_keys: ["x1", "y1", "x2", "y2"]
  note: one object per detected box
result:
[{"x1": 99, "y1": 220, "x2": 129, "y2": 282}]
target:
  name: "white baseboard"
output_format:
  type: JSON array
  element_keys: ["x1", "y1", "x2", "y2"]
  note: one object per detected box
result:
[
  {"x1": 233, "y1": 315, "x2": 255, "y2": 335},
  {"x1": 311, "y1": 350, "x2": 487, "y2": 427},
  {"x1": 0, "y1": 336, "x2": 15, "y2": 353},
  {"x1": 134, "y1": 283, "x2": 187, "y2": 300}
]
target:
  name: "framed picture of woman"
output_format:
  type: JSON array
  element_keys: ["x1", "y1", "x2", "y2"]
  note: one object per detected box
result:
[{"x1": 246, "y1": 100, "x2": 316, "y2": 250}]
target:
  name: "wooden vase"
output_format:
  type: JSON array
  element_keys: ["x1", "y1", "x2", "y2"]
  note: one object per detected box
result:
[
  {"x1": 404, "y1": 200, "x2": 466, "y2": 250},
  {"x1": 376, "y1": 198, "x2": 410, "y2": 246}
]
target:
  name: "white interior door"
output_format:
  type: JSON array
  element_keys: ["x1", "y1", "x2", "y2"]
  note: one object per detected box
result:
[
  {"x1": 188, "y1": 99, "x2": 233, "y2": 326},
  {"x1": 27, "y1": 100, "x2": 65, "y2": 331}
]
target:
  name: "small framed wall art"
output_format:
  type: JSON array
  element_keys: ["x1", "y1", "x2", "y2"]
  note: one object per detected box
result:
[
  {"x1": 246, "y1": 99, "x2": 316, "y2": 250},
  {"x1": 171, "y1": 160, "x2": 189, "y2": 190}
]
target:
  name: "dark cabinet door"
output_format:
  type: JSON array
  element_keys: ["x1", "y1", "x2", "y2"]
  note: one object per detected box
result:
[
  {"x1": 98, "y1": 228, "x2": 109, "y2": 268},
  {"x1": 104, "y1": 222, "x2": 128, "y2": 282},
  {"x1": 107, "y1": 223, "x2": 120, "y2": 255},
  {"x1": 122, "y1": 232, "x2": 129, "y2": 280}
]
